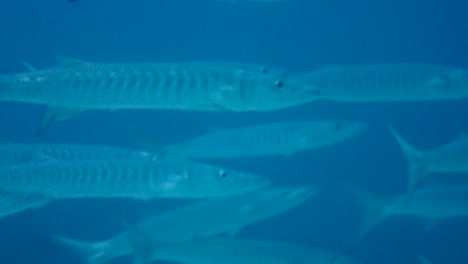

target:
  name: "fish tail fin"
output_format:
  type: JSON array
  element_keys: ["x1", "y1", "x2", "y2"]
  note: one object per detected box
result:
[
  {"x1": 54, "y1": 236, "x2": 109, "y2": 264},
  {"x1": 388, "y1": 126, "x2": 427, "y2": 193},
  {"x1": 124, "y1": 220, "x2": 156, "y2": 264},
  {"x1": 338, "y1": 181, "x2": 388, "y2": 252}
]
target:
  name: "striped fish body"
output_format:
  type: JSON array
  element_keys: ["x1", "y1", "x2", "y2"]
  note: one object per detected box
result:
[
  {"x1": 298, "y1": 64, "x2": 468, "y2": 102},
  {"x1": 0, "y1": 159, "x2": 267, "y2": 200},
  {"x1": 164, "y1": 120, "x2": 367, "y2": 159},
  {"x1": 0, "y1": 143, "x2": 154, "y2": 167},
  {"x1": 0, "y1": 61, "x2": 318, "y2": 112}
]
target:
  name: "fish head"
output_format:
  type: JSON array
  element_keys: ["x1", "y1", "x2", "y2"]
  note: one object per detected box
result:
[
  {"x1": 217, "y1": 65, "x2": 323, "y2": 111},
  {"x1": 182, "y1": 162, "x2": 270, "y2": 198}
]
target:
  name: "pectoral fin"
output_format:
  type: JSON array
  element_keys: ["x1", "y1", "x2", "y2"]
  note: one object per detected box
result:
[
  {"x1": 38, "y1": 106, "x2": 84, "y2": 135},
  {"x1": 0, "y1": 189, "x2": 51, "y2": 218}
]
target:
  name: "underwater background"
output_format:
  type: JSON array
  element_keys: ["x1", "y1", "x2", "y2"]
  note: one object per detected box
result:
[{"x1": 0, "y1": 0, "x2": 467, "y2": 263}]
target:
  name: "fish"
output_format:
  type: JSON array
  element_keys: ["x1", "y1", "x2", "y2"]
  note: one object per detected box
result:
[
  {"x1": 0, "y1": 58, "x2": 321, "y2": 134},
  {"x1": 160, "y1": 120, "x2": 368, "y2": 160},
  {"x1": 0, "y1": 143, "x2": 156, "y2": 167},
  {"x1": 55, "y1": 186, "x2": 317, "y2": 264},
  {"x1": 295, "y1": 64, "x2": 468, "y2": 102},
  {"x1": 390, "y1": 127, "x2": 468, "y2": 192},
  {"x1": 346, "y1": 183, "x2": 468, "y2": 246},
  {"x1": 0, "y1": 159, "x2": 269, "y2": 218},
  {"x1": 126, "y1": 224, "x2": 361, "y2": 264}
]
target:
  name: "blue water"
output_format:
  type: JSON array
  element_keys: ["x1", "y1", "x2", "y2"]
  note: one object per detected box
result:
[{"x1": 0, "y1": 0, "x2": 467, "y2": 263}]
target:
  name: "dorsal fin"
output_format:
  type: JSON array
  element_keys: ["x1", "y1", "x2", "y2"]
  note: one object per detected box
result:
[{"x1": 56, "y1": 57, "x2": 93, "y2": 68}]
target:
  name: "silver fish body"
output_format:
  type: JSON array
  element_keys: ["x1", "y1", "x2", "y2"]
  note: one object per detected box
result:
[
  {"x1": 349, "y1": 183, "x2": 468, "y2": 246},
  {"x1": 0, "y1": 143, "x2": 155, "y2": 167},
  {"x1": 297, "y1": 64, "x2": 468, "y2": 102},
  {"x1": 127, "y1": 229, "x2": 360, "y2": 264},
  {"x1": 416, "y1": 136, "x2": 468, "y2": 174},
  {"x1": 0, "y1": 60, "x2": 319, "y2": 112},
  {"x1": 56, "y1": 186, "x2": 316, "y2": 264},
  {"x1": 384, "y1": 185, "x2": 468, "y2": 219},
  {"x1": 0, "y1": 159, "x2": 268, "y2": 200},
  {"x1": 390, "y1": 127, "x2": 468, "y2": 192},
  {"x1": 163, "y1": 120, "x2": 368, "y2": 159}
]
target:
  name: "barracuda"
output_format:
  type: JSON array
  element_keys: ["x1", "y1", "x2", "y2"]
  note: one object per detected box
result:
[
  {"x1": 0, "y1": 159, "x2": 269, "y2": 218},
  {"x1": 161, "y1": 120, "x2": 368, "y2": 160},
  {"x1": 296, "y1": 64, "x2": 468, "y2": 102},
  {"x1": 0, "y1": 58, "x2": 321, "y2": 134},
  {"x1": 55, "y1": 186, "x2": 317, "y2": 264}
]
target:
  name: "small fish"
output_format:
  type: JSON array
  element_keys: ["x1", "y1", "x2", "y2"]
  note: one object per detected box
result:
[
  {"x1": 0, "y1": 58, "x2": 321, "y2": 134},
  {"x1": 0, "y1": 159, "x2": 269, "y2": 218},
  {"x1": 0, "y1": 143, "x2": 156, "y2": 167},
  {"x1": 390, "y1": 127, "x2": 468, "y2": 192},
  {"x1": 161, "y1": 120, "x2": 368, "y2": 160},
  {"x1": 296, "y1": 64, "x2": 468, "y2": 102},
  {"x1": 126, "y1": 224, "x2": 361, "y2": 264},
  {"x1": 55, "y1": 186, "x2": 317, "y2": 264}
]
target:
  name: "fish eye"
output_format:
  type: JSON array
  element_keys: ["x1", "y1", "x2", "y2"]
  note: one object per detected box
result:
[
  {"x1": 218, "y1": 169, "x2": 228, "y2": 178},
  {"x1": 275, "y1": 80, "x2": 285, "y2": 90}
]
